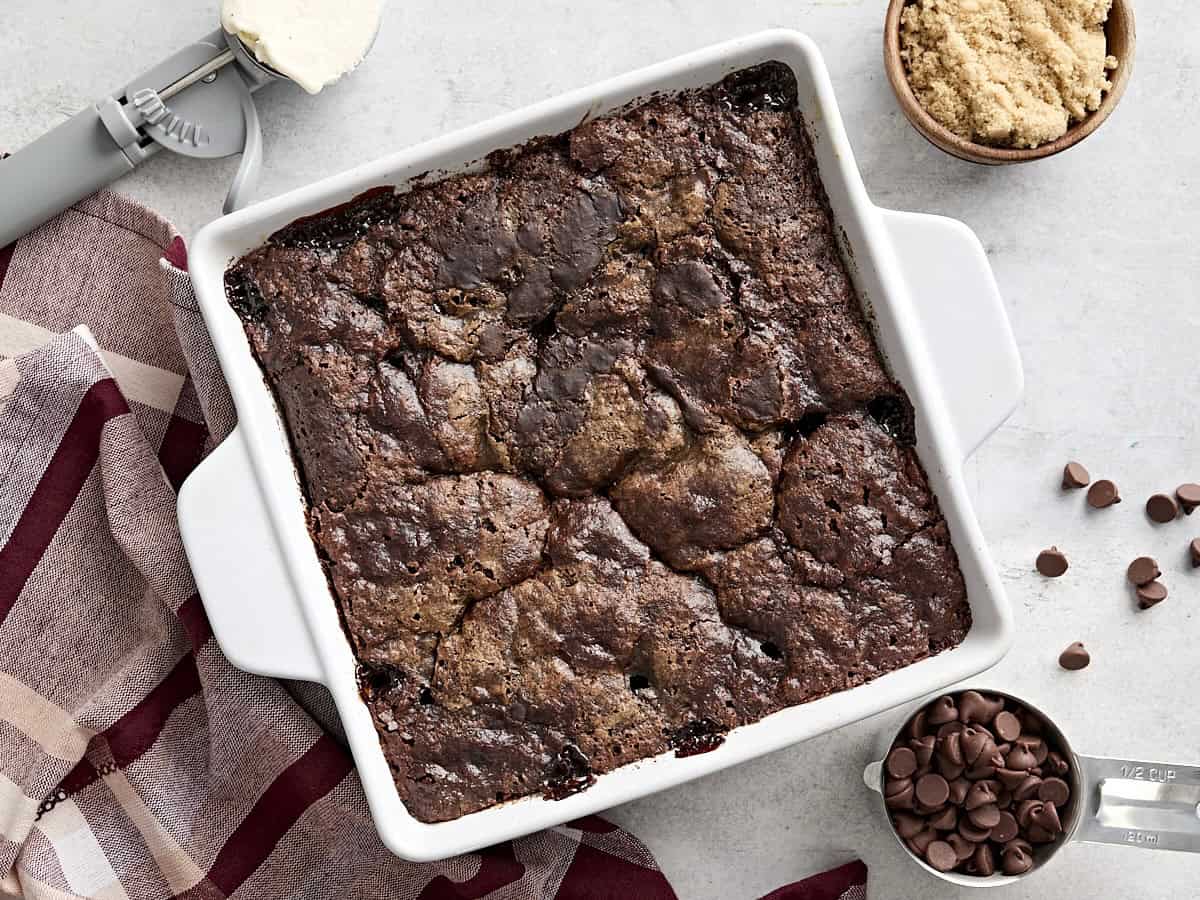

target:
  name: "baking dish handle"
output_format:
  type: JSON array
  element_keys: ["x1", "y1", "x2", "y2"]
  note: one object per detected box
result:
[
  {"x1": 878, "y1": 208, "x2": 1023, "y2": 459},
  {"x1": 177, "y1": 427, "x2": 324, "y2": 682}
]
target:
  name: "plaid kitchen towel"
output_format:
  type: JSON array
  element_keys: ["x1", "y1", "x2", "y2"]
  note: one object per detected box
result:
[{"x1": 0, "y1": 189, "x2": 869, "y2": 900}]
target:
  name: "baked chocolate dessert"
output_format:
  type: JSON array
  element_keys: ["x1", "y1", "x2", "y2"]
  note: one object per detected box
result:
[{"x1": 226, "y1": 62, "x2": 971, "y2": 823}]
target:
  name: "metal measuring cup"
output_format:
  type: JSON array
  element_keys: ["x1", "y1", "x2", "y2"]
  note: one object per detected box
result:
[{"x1": 864, "y1": 689, "x2": 1200, "y2": 888}]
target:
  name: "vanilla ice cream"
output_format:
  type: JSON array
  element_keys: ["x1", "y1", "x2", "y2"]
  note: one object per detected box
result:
[{"x1": 221, "y1": 0, "x2": 383, "y2": 94}]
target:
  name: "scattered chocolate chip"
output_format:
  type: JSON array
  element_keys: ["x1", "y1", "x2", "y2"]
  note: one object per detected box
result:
[
  {"x1": 916, "y1": 773, "x2": 951, "y2": 807},
  {"x1": 1038, "y1": 777, "x2": 1070, "y2": 807},
  {"x1": 1062, "y1": 462, "x2": 1090, "y2": 490},
  {"x1": 927, "y1": 840, "x2": 959, "y2": 872},
  {"x1": 887, "y1": 746, "x2": 919, "y2": 779},
  {"x1": 1193, "y1": 538, "x2": 1200, "y2": 568},
  {"x1": 1137, "y1": 581, "x2": 1168, "y2": 609},
  {"x1": 1127, "y1": 557, "x2": 1161, "y2": 586},
  {"x1": 1035, "y1": 547, "x2": 1069, "y2": 578},
  {"x1": 1177, "y1": 484, "x2": 1200, "y2": 515},
  {"x1": 1147, "y1": 493, "x2": 1180, "y2": 524},
  {"x1": 1058, "y1": 642, "x2": 1090, "y2": 671},
  {"x1": 1087, "y1": 480, "x2": 1120, "y2": 508}
]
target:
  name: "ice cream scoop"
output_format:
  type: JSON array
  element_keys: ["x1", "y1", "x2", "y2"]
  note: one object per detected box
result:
[
  {"x1": 0, "y1": 3, "x2": 384, "y2": 247},
  {"x1": 221, "y1": 0, "x2": 383, "y2": 94}
]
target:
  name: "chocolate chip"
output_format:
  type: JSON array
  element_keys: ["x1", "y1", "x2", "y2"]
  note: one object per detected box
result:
[
  {"x1": 890, "y1": 691, "x2": 1073, "y2": 877},
  {"x1": 1127, "y1": 557, "x2": 1161, "y2": 586},
  {"x1": 926, "y1": 840, "x2": 959, "y2": 872},
  {"x1": 1029, "y1": 736, "x2": 1048, "y2": 766},
  {"x1": 1035, "y1": 547, "x2": 1068, "y2": 577},
  {"x1": 1013, "y1": 775, "x2": 1043, "y2": 802},
  {"x1": 1192, "y1": 538, "x2": 1200, "y2": 568},
  {"x1": 936, "y1": 720, "x2": 965, "y2": 739},
  {"x1": 927, "y1": 696, "x2": 958, "y2": 725},
  {"x1": 1001, "y1": 842, "x2": 1034, "y2": 875},
  {"x1": 1137, "y1": 581, "x2": 1168, "y2": 609},
  {"x1": 958, "y1": 690, "x2": 998, "y2": 724},
  {"x1": 894, "y1": 813, "x2": 926, "y2": 839},
  {"x1": 910, "y1": 736, "x2": 936, "y2": 768},
  {"x1": 908, "y1": 710, "x2": 929, "y2": 740},
  {"x1": 1177, "y1": 484, "x2": 1200, "y2": 515},
  {"x1": 961, "y1": 727, "x2": 995, "y2": 766},
  {"x1": 994, "y1": 711, "x2": 1021, "y2": 742},
  {"x1": 1038, "y1": 777, "x2": 1070, "y2": 807},
  {"x1": 1044, "y1": 752, "x2": 1070, "y2": 777},
  {"x1": 1030, "y1": 801, "x2": 1062, "y2": 835},
  {"x1": 940, "y1": 731, "x2": 964, "y2": 766},
  {"x1": 1026, "y1": 824, "x2": 1057, "y2": 844},
  {"x1": 916, "y1": 773, "x2": 950, "y2": 807},
  {"x1": 910, "y1": 828, "x2": 938, "y2": 854},
  {"x1": 1058, "y1": 642, "x2": 1090, "y2": 671},
  {"x1": 965, "y1": 781, "x2": 998, "y2": 811},
  {"x1": 1147, "y1": 493, "x2": 1180, "y2": 524},
  {"x1": 887, "y1": 746, "x2": 918, "y2": 779},
  {"x1": 1062, "y1": 462, "x2": 1090, "y2": 490},
  {"x1": 1087, "y1": 479, "x2": 1120, "y2": 508},
  {"x1": 948, "y1": 777, "x2": 971, "y2": 806},
  {"x1": 929, "y1": 805, "x2": 958, "y2": 831},
  {"x1": 967, "y1": 843, "x2": 996, "y2": 877},
  {"x1": 996, "y1": 768, "x2": 1029, "y2": 791},
  {"x1": 1006, "y1": 741, "x2": 1040, "y2": 771},
  {"x1": 968, "y1": 803, "x2": 1002, "y2": 829},
  {"x1": 959, "y1": 819, "x2": 993, "y2": 842},
  {"x1": 885, "y1": 777, "x2": 915, "y2": 810},
  {"x1": 991, "y1": 811, "x2": 1019, "y2": 844},
  {"x1": 1015, "y1": 799, "x2": 1040, "y2": 827},
  {"x1": 947, "y1": 833, "x2": 976, "y2": 862}
]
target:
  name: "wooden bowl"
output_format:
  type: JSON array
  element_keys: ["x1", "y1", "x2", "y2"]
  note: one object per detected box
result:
[{"x1": 884, "y1": 0, "x2": 1136, "y2": 164}]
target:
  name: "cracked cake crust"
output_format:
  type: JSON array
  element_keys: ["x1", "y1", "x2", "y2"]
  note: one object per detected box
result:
[{"x1": 226, "y1": 62, "x2": 971, "y2": 823}]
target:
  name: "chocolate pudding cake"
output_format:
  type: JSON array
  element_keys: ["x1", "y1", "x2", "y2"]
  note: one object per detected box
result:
[{"x1": 225, "y1": 62, "x2": 971, "y2": 823}]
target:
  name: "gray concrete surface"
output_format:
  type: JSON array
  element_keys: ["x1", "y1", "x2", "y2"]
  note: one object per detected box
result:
[{"x1": 2, "y1": 1, "x2": 1198, "y2": 897}]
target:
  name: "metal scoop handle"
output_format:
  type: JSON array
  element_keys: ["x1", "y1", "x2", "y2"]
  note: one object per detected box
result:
[
  {"x1": 0, "y1": 32, "x2": 268, "y2": 248},
  {"x1": 0, "y1": 101, "x2": 150, "y2": 246},
  {"x1": 1077, "y1": 755, "x2": 1200, "y2": 854}
]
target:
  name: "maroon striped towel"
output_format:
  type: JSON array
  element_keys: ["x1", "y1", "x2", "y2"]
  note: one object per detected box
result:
[{"x1": 0, "y1": 190, "x2": 868, "y2": 900}]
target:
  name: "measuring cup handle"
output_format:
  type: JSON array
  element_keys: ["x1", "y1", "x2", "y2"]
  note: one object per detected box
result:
[{"x1": 1076, "y1": 754, "x2": 1200, "y2": 854}]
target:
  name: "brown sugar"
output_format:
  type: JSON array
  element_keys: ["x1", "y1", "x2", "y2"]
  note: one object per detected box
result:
[{"x1": 900, "y1": 0, "x2": 1119, "y2": 149}]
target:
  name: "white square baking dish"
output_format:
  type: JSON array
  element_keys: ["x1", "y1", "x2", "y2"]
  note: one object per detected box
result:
[{"x1": 178, "y1": 29, "x2": 1022, "y2": 862}]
